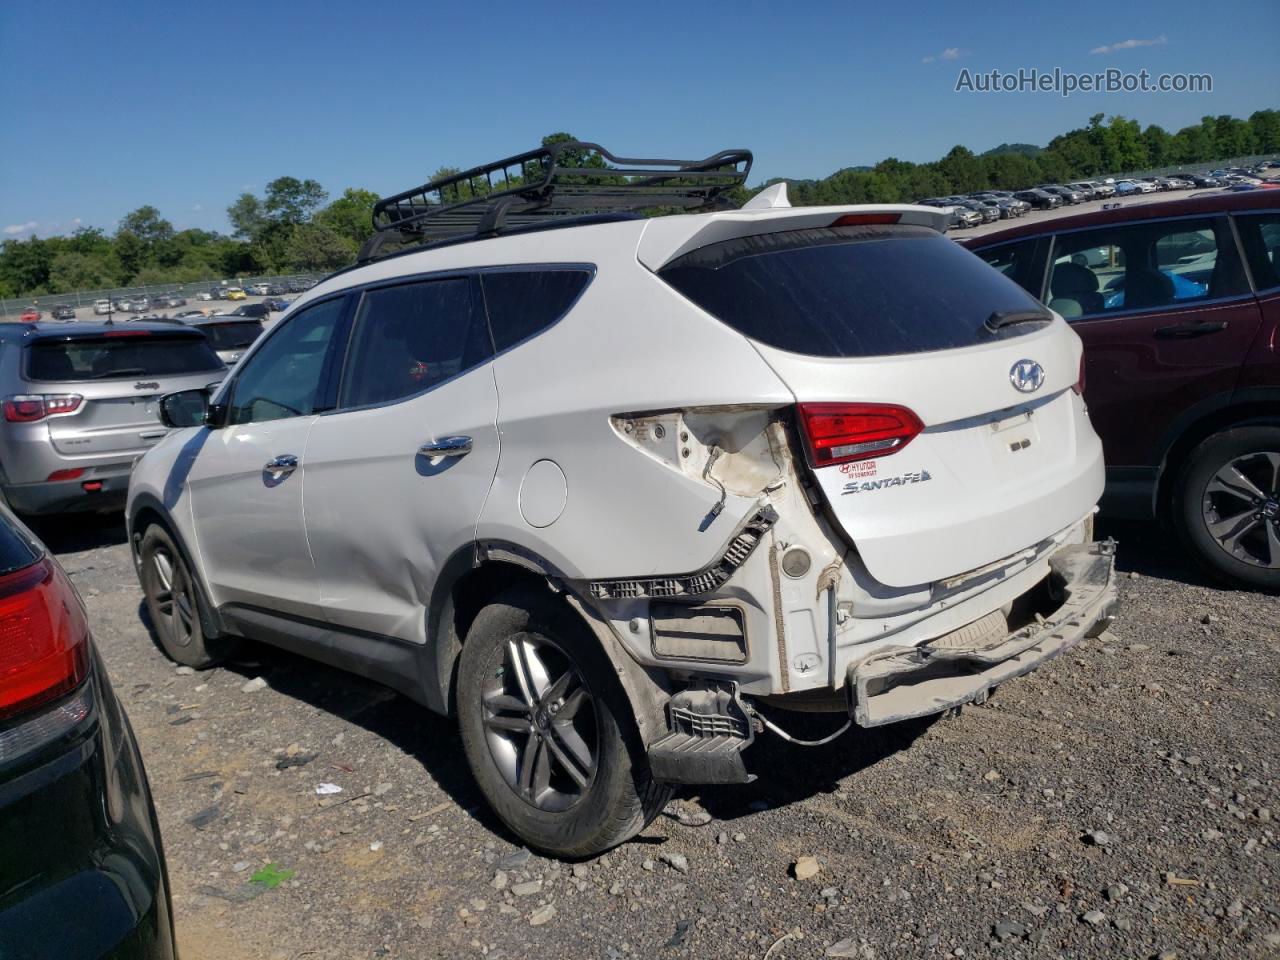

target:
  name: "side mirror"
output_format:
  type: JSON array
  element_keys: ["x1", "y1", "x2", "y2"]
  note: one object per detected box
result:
[{"x1": 159, "y1": 389, "x2": 211, "y2": 429}]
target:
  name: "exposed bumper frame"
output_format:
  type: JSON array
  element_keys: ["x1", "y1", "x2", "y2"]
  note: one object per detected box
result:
[{"x1": 848, "y1": 539, "x2": 1118, "y2": 728}]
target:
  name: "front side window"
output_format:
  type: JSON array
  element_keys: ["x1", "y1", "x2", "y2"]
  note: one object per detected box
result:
[
  {"x1": 227, "y1": 297, "x2": 344, "y2": 425},
  {"x1": 338, "y1": 277, "x2": 490, "y2": 409},
  {"x1": 1047, "y1": 217, "x2": 1249, "y2": 320}
]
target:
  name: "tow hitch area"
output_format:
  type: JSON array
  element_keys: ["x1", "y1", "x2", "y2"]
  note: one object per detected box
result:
[{"x1": 848, "y1": 540, "x2": 1118, "y2": 728}]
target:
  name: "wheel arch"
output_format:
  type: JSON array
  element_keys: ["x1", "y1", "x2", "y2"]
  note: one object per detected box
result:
[
  {"x1": 1154, "y1": 388, "x2": 1280, "y2": 518},
  {"x1": 128, "y1": 493, "x2": 227, "y2": 640},
  {"x1": 425, "y1": 542, "x2": 671, "y2": 746}
]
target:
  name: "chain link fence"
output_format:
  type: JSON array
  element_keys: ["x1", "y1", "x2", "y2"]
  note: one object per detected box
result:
[
  {"x1": 1108, "y1": 153, "x2": 1279, "y2": 182},
  {"x1": 1, "y1": 273, "x2": 326, "y2": 320}
]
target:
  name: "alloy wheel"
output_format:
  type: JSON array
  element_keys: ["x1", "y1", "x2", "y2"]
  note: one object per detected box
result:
[
  {"x1": 1201, "y1": 451, "x2": 1280, "y2": 569},
  {"x1": 150, "y1": 549, "x2": 196, "y2": 646},
  {"x1": 481, "y1": 633, "x2": 599, "y2": 813}
]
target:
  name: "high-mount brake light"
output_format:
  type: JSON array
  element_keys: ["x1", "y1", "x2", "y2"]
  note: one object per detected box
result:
[
  {"x1": 0, "y1": 558, "x2": 89, "y2": 719},
  {"x1": 798, "y1": 402, "x2": 924, "y2": 467},
  {"x1": 103, "y1": 330, "x2": 150, "y2": 338},
  {"x1": 830, "y1": 213, "x2": 901, "y2": 227},
  {"x1": 3, "y1": 394, "x2": 82, "y2": 423}
]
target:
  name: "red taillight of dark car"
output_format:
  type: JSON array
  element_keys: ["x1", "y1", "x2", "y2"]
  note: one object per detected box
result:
[
  {"x1": 0, "y1": 557, "x2": 90, "y2": 720},
  {"x1": 798, "y1": 402, "x2": 925, "y2": 467}
]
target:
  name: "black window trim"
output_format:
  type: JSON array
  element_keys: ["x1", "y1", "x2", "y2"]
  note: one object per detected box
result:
[
  {"x1": 219, "y1": 290, "x2": 355, "y2": 425},
  {"x1": 1043, "y1": 212, "x2": 1256, "y2": 325},
  {"x1": 314, "y1": 262, "x2": 597, "y2": 418}
]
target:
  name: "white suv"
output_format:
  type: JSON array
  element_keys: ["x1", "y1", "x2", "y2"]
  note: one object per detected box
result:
[{"x1": 126, "y1": 142, "x2": 1117, "y2": 857}]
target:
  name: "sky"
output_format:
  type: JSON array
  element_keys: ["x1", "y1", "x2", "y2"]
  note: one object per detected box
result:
[{"x1": 1, "y1": 0, "x2": 1276, "y2": 238}]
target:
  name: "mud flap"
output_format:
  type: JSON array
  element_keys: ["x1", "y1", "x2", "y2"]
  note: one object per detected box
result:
[{"x1": 848, "y1": 540, "x2": 1118, "y2": 728}]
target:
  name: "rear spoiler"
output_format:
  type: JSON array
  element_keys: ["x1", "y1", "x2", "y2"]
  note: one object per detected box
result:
[{"x1": 636, "y1": 202, "x2": 950, "y2": 270}]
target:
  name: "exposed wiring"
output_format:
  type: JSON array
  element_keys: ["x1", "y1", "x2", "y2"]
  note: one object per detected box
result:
[
  {"x1": 702, "y1": 445, "x2": 727, "y2": 522},
  {"x1": 756, "y1": 710, "x2": 853, "y2": 747}
]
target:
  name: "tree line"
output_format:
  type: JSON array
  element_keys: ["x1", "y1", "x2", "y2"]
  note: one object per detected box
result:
[{"x1": 2, "y1": 111, "x2": 1276, "y2": 299}]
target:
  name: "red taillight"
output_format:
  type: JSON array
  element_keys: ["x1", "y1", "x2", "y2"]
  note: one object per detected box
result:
[
  {"x1": 46, "y1": 469, "x2": 85, "y2": 482},
  {"x1": 830, "y1": 213, "x2": 901, "y2": 227},
  {"x1": 1072, "y1": 353, "x2": 1086, "y2": 395},
  {"x1": 798, "y1": 402, "x2": 924, "y2": 467},
  {"x1": 0, "y1": 558, "x2": 89, "y2": 719},
  {"x1": 3, "y1": 394, "x2": 82, "y2": 422}
]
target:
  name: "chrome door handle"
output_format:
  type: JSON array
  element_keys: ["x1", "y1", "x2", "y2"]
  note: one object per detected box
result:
[
  {"x1": 418, "y1": 436, "x2": 473, "y2": 458},
  {"x1": 265, "y1": 454, "x2": 298, "y2": 477}
]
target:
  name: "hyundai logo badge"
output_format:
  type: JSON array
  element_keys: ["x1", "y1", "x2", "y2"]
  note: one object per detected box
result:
[{"x1": 1009, "y1": 360, "x2": 1045, "y2": 393}]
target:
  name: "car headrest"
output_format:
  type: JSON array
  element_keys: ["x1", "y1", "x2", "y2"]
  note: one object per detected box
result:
[
  {"x1": 1125, "y1": 268, "x2": 1175, "y2": 309},
  {"x1": 1051, "y1": 262, "x2": 1099, "y2": 297}
]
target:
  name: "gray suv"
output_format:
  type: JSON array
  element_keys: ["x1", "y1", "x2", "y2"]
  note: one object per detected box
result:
[{"x1": 0, "y1": 321, "x2": 226, "y2": 515}]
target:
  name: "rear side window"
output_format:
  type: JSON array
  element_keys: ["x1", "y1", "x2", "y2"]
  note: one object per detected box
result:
[
  {"x1": 26, "y1": 334, "x2": 223, "y2": 382},
  {"x1": 1046, "y1": 216, "x2": 1250, "y2": 320},
  {"x1": 480, "y1": 270, "x2": 591, "y2": 352},
  {"x1": 202, "y1": 321, "x2": 264, "y2": 351},
  {"x1": 658, "y1": 225, "x2": 1047, "y2": 358},
  {"x1": 973, "y1": 237, "x2": 1047, "y2": 298},
  {"x1": 1235, "y1": 212, "x2": 1280, "y2": 292},
  {"x1": 339, "y1": 277, "x2": 490, "y2": 408}
]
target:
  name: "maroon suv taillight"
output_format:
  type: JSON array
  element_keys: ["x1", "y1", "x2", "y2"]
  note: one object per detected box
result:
[
  {"x1": 798, "y1": 402, "x2": 924, "y2": 467},
  {"x1": 0, "y1": 557, "x2": 90, "y2": 720},
  {"x1": 1072, "y1": 353, "x2": 1086, "y2": 395},
  {"x1": 3, "y1": 394, "x2": 83, "y2": 423}
]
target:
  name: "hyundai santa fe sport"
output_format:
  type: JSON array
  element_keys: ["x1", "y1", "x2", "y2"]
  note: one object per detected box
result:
[{"x1": 126, "y1": 142, "x2": 1118, "y2": 857}]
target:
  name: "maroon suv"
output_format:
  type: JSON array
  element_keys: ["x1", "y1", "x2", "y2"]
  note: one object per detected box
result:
[{"x1": 967, "y1": 190, "x2": 1279, "y2": 590}]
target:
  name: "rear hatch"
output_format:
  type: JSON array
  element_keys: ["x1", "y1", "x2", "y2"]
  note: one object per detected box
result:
[
  {"x1": 656, "y1": 219, "x2": 1104, "y2": 588},
  {"x1": 25, "y1": 329, "x2": 226, "y2": 458}
]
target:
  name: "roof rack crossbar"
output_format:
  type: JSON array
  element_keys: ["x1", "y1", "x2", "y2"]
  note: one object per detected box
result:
[{"x1": 367, "y1": 141, "x2": 752, "y2": 252}]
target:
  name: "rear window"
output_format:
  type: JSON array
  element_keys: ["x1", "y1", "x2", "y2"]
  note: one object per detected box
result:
[
  {"x1": 658, "y1": 225, "x2": 1047, "y2": 358},
  {"x1": 26, "y1": 334, "x2": 223, "y2": 381},
  {"x1": 202, "y1": 321, "x2": 264, "y2": 351}
]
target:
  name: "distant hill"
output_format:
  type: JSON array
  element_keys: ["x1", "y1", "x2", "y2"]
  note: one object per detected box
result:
[{"x1": 981, "y1": 142, "x2": 1042, "y2": 157}]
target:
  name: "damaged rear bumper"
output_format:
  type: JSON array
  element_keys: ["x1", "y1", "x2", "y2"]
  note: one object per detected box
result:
[{"x1": 848, "y1": 539, "x2": 1118, "y2": 728}]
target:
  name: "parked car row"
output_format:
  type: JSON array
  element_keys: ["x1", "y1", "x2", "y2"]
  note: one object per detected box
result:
[{"x1": 918, "y1": 162, "x2": 1278, "y2": 228}]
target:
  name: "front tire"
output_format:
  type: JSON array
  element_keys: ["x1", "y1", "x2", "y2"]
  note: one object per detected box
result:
[
  {"x1": 457, "y1": 588, "x2": 672, "y2": 858},
  {"x1": 139, "y1": 524, "x2": 239, "y2": 667},
  {"x1": 1173, "y1": 427, "x2": 1280, "y2": 591}
]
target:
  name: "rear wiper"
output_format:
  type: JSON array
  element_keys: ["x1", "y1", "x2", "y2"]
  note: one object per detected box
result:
[
  {"x1": 985, "y1": 309, "x2": 1052, "y2": 333},
  {"x1": 89, "y1": 367, "x2": 150, "y2": 379}
]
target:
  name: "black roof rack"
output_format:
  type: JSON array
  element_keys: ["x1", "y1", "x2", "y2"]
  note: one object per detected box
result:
[{"x1": 359, "y1": 141, "x2": 752, "y2": 263}]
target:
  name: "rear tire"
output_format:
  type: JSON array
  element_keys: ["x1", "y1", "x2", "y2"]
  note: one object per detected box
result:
[
  {"x1": 457, "y1": 588, "x2": 672, "y2": 858},
  {"x1": 139, "y1": 524, "x2": 239, "y2": 667},
  {"x1": 1173, "y1": 427, "x2": 1280, "y2": 592}
]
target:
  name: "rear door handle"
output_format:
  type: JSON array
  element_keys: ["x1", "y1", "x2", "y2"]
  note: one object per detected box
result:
[
  {"x1": 418, "y1": 436, "x2": 473, "y2": 458},
  {"x1": 264, "y1": 454, "x2": 298, "y2": 477},
  {"x1": 1153, "y1": 321, "x2": 1228, "y2": 339}
]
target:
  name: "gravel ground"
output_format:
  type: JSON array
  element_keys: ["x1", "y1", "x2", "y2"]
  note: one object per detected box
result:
[{"x1": 30, "y1": 514, "x2": 1279, "y2": 960}]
